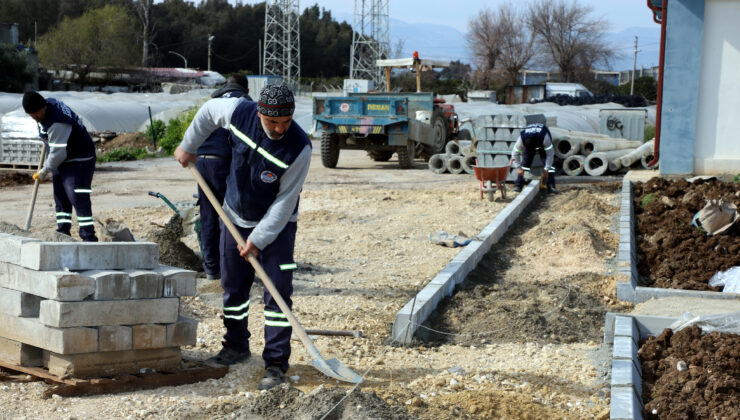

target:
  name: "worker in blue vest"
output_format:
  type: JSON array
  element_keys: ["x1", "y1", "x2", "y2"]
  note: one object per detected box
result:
[
  {"x1": 511, "y1": 123, "x2": 559, "y2": 194},
  {"x1": 23, "y1": 91, "x2": 98, "y2": 241},
  {"x1": 174, "y1": 84, "x2": 311, "y2": 391},
  {"x1": 197, "y1": 75, "x2": 253, "y2": 281}
]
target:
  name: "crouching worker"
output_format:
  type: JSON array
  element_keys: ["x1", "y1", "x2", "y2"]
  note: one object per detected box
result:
[
  {"x1": 174, "y1": 85, "x2": 311, "y2": 391},
  {"x1": 23, "y1": 91, "x2": 98, "y2": 241},
  {"x1": 511, "y1": 123, "x2": 559, "y2": 194}
]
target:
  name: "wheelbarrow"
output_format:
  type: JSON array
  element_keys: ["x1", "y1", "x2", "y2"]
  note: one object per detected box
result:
[
  {"x1": 148, "y1": 191, "x2": 203, "y2": 255},
  {"x1": 472, "y1": 163, "x2": 510, "y2": 201}
]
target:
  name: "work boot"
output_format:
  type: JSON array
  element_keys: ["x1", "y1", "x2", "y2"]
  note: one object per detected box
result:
[
  {"x1": 547, "y1": 186, "x2": 560, "y2": 194},
  {"x1": 206, "y1": 273, "x2": 220, "y2": 281},
  {"x1": 207, "y1": 342, "x2": 251, "y2": 366},
  {"x1": 513, "y1": 185, "x2": 523, "y2": 193},
  {"x1": 257, "y1": 365, "x2": 287, "y2": 390}
]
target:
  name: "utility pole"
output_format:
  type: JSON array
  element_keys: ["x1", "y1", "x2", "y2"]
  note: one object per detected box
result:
[
  {"x1": 258, "y1": 40, "x2": 262, "y2": 75},
  {"x1": 208, "y1": 35, "x2": 215, "y2": 71},
  {"x1": 630, "y1": 36, "x2": 641, "y2": 95}
]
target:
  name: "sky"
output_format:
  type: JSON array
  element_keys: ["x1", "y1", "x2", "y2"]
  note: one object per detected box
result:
[{"x1": 228, "y1": 0, "x2": 659, "y2": 33}]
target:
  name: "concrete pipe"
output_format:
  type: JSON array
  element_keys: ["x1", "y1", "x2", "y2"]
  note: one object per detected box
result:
[
  {"x1": 619, "y1": 140, "x2": 655, "y2": 167},
  {"x1": 562, "y1": 155, "x2": 586, "y2": 176},
  {"x1": 461, "y1": 153, "x2": 477, "y2": 175},
  {"x1": 445, "y1": 140, "x2": 471, "y2": 156},
  {"x1": 608, "y1": 159, "x2": 623, "y2": 173},
  {"x1": 584, "y1": 149, "x2": 633, "y2": 176},
  {"x1": 460, "y1": 145, "x2": 472, "y2": 156},
  {"x1": 553, "y1": 137, "x2": 582, "y2": 159},
  {"x1": 641, "y1": 153, "x2": 658, "y2": 169},
  {"x1": 446, "y1": 155, "x2": 465, "y2": 174},
  {"x1": 581, "y1": 139, "x2": 642, "y2": 155},
  {"x1": 428, "y1": 153, "x2": 450, "y2": 174}
]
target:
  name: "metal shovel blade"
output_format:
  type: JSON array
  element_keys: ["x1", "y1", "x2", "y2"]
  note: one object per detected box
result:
[{"x1": 307, "y1": 345, "x2": 363, "y2": 383}]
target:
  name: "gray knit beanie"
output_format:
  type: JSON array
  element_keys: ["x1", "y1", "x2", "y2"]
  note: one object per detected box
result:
[{"x1": 257, "y1": 84, "x2": 295, "y2": 117}]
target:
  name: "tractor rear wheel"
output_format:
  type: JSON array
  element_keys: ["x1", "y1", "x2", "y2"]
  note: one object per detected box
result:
[
  {"x1": 397, "y1": 141, "x2": 416, "y2": 169},
  {"x1": 321, "y1": 132, "x2": 340, "y2": 168},
  {"x1": 422, "y1": 110, "x2": 449, "y2": 157}
]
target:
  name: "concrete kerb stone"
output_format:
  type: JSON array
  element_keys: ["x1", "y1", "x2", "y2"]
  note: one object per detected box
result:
[
  {"x1": 84, "y1": 270, "x2": 130, "y2": 300},
  {"x1": 0, "y1": 287, "x2": 42, "y2": 317},
  {"x1": 0, "y1": 233, "x2": 40, "y2": 265},
  {"x1": 0, "y1": 262, "x2": 95, "y2": 301},
  {"x1": 156, "y1": 265, "x2": 197, "y2": 297},
  {"x1": 392, "y1": 181, "x2": 540, "y2": 344},
  {"x1": 126, "y1": 269, "x2": 164, "y2": 299},
  {"x1": 616, "y1": 180, "x2": 740, "y2": 304},
  {"x1": 39, "y1": 298, "x2": 180, "y2": 328},
  {"x1": 18, "y1": 241, "x2": 159, "y2": 271},
  {"x1": 604, "y1": 313, "x2": 679, "y2": 420},
  {"x1": 0, "y1": 312, "x2": 98, "y2": 354}
]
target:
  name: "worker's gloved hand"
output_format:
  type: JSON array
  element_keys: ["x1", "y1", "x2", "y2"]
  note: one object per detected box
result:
[{"x1": 32, "y1": 169, "x2": 48, "y2": 182}]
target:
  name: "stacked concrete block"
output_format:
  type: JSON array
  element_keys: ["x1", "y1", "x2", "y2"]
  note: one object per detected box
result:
[
  {"x1": 472, "y1": 113, "x2": 546, "y2": 181},
  {"x1": 0, "y1": 233, "x2": 199, "y2": 378}
]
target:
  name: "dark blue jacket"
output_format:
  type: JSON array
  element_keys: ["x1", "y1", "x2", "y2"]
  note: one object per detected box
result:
[
  {"x1": 39, "y1": 98, "x2": 95, "y2": 161},
  {"x1": 225, "y1": 101, "x2": 311, "y2": 221},
  {"x1": 196, "y1": 83, "x2": 252, "y2": 158}
]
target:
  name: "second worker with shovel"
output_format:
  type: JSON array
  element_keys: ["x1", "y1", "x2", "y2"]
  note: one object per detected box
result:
[{"x1": 174, "y1": 84, "x2": 311, "y2": 390}]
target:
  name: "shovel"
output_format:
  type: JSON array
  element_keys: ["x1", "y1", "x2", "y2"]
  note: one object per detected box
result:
[
  {"x1": 186, "y1": 163, "x2": 362, "y2": 384},
  {"x1": 24, "y1": 145, "x2": 47, "y2": 231}
]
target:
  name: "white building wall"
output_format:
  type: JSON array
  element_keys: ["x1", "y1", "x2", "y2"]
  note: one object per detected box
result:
[{"x1": 695, "y1": 0, "x2": 740, "y2": 174}]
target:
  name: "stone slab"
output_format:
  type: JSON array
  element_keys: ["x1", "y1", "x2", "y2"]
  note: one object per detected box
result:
[
  {"x1": 126, "y1": 270, "x2": 163, "y2": 299},
  {"x1": 18, "y1": 241, "x2": 159, "y2": 271},
  {"x1": 0, "y1": 287, "x2": 42, "y2": 317},
  {"x1": 0, "y1": 312, "x2": 97, "y2": 354},
  {"x1": 39, "y1": 298, "x2": 180, "y2": 328},
  {"x1": 44, "y1": 347, "x2": 181, "y2": 379},
  {"x1": 0, "y1": 262, "x2": 94, "y2": 301},
  {"x1": 0, "y1": 336, "x2": 43, "y2": 367},
  {"x1": 132, "y1": 324, "x2": 166, "y2": 349},
  {"x1": 98, "y1": 325, "x2": 132, "y2": 352},
  {"x1": 610, "y1": 386, "x2": 644, "y2": 420},
  {"x1": 166, "y1": 317, "x2": 198, "y2": 347},
  {"x1": 83, "y1": 270, "x2": 130, "y2": 300},
  {"x1": 157, "y1": 266, "x2": 197, "y2": 297}
]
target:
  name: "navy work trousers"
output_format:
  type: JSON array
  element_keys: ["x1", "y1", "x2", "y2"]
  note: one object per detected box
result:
[
  {"x1": 220, "y1": 221, "x2": 297, "y2": 372},
  {"x1": 196, "y1": 156, "x2": 230, "y2": 276},
  {"x1": 514, "y1": 147, "x2": 556, "y2": 189},
  {"x1": 52, "y1": 159, "x2": 97, "y2": 242}
]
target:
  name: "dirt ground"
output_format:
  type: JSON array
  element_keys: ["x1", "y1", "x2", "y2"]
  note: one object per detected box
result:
[
  {"x1": 96, "y1": 132, "x2": 153, "y2": 154},
  {"x1": 633, "y1": 177, "x2": 740, "y2": 290},
  {"x1": 639, "y1": 325, "x2": 740, "y2": 420},
  {"x1": 2, "y1": 145, "x2": 727, "y2": 419}
]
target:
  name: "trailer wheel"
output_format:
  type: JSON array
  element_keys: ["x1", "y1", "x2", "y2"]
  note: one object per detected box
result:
[
  {"x1": 422, "y1": 111, "x2": 449, "y2": 156},
  {"x1": 367, "y1": 150, "x2": 394, "y2": 162},
  {"x1": 397, "y1": 141, "x2": 416, "y2": 169},
  {"x1": 321, "y1": 132, "x2": 340, "y2": 168}
]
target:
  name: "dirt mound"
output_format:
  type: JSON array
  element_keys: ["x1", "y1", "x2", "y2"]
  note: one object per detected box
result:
[
  {"x1": 639, "y1": 325, "x2": 740, "y2": 419},
  {"x1": 97, "y1": 132, "x2": 153, "y2": 154},
  {"x1": 0, "y1": 172, "x2": 34, "y2": 188},
  {"x1": 144, "y1": 213, "x2": 202, "y2": 271},
  {"x1": 0, "y1": 221, "x2": 77, "y2": 242},
  {"x1": 634, "y1": 177, "x2": 740, "y2": 290}
]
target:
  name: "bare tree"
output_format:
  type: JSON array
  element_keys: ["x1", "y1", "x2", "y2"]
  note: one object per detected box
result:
[
  {"x1": 497, "y1": 5, "x2": 535, "y2": 86},
  {"x1": 135, "y1": 0, "x2": 156, "y2": 67},
  {"x1": 466, "y1": 8, "x2": 504, "y2": 71},
  {"x1": 526, "y1": 0, "x2": 613, "y2": 82}
]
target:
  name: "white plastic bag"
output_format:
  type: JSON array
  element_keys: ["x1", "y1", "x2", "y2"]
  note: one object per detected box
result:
[
  {"x1": 669, "y1": 311, "x2": 740, "y2": 335},
  {"x1": 708, "y1": 266, "x2": 740, "y2": 293}
]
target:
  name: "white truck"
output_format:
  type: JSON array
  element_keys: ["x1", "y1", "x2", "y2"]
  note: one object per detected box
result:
[{"x1": 545, "y1": 82, "x2": 593, "y2": 99}]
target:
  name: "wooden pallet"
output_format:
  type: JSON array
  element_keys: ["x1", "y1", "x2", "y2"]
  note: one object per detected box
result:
[{"x1": 0, "y1": 357, "x2": 229, "y2": 398}]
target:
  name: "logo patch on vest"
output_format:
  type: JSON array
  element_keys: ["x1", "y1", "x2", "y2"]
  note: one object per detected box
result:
[{"x1": 260, "y1": 170, "x2": 278, "y2": 183}]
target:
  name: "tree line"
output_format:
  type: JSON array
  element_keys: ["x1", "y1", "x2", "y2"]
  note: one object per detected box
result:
[{"x1": 0, "y1": 0, "x2": 353, "y2": 82}]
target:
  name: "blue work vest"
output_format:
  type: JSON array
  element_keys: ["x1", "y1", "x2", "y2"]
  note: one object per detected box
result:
[
  {"x1": 519, "y1": 124, "x2": 551, "y2": 150},
  {"x1": 39, "y1": 98, "x2": 95, "y2": 161},
  {"x1": 224, "y1": 101, "x2": 311, "y2": 221}
]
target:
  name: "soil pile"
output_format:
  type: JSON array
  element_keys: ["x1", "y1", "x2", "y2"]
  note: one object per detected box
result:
[
  {"x1": 144, "y1": 213, "x2": 202, "y2": 271},
  {"x1": 0, "y1": 221, "x2": 77, "y2": 242},
  {"x1": 97, "y1": 132, "x2": 153, "y2": 154},
  {"x1": 0, "y1": 172, "x2": 34, "y2": 188},
  {"x1": 639, "y1": 325, "x2": 740, "y2": 419},
  {"x1": 634, "y1": 177, "x2": 740, "y2": 290}
]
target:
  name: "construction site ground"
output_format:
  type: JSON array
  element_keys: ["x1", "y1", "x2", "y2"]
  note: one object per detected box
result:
[{"x1": 0, "y1": 142, "x2": 734, "y2": 419}]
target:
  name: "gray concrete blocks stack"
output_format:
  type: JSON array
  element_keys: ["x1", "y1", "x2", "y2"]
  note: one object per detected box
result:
[
  {"x1": 472, "y1": 113, "x2": 546, "y2": 181},
  {"x1": 0, "y1": 233, "x2": 199, "y2": 378}
]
